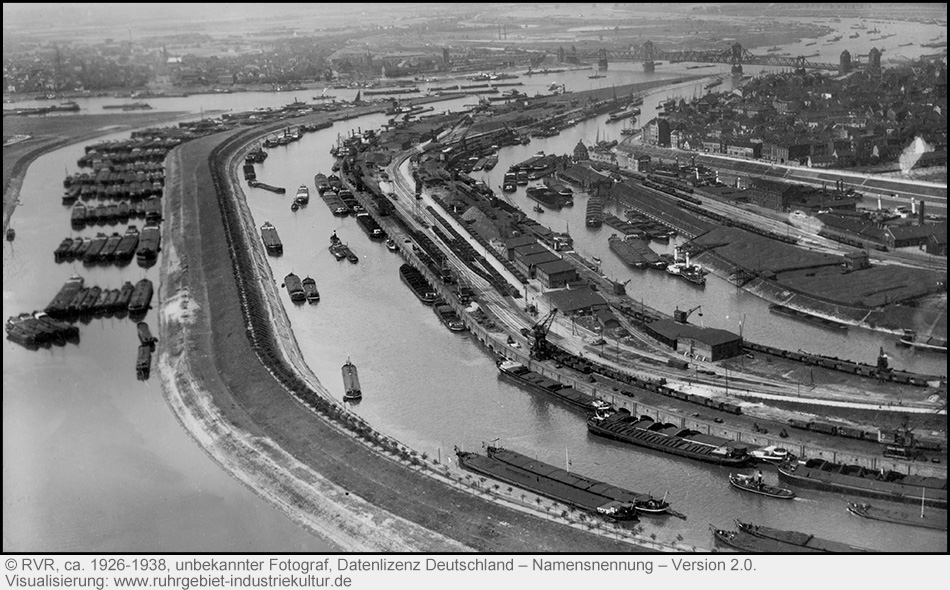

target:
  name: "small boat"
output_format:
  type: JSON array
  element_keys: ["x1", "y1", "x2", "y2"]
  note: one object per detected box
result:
[
  {"x1": 342, "y1": 358, "x2": 362, "y2": 401},
  {"x1": 533, "y1": 204, "x2": 544, "y2": 214},
  {"x1": 5, "y1": 228, "x2": 14, "y2": 241},
  {"x1": 750, "y1": 445, "x2": 792, "y2": 464},
  {"x1": 291, "y1": 201, "x2": 299, "y2": 212},
  {"x1": 342, "y1": 244, "x2": 359, "y2": 264},
  {"x1": 385, "y1": 238, "x2": 398, "y2": 252},
  {"x1": 729, "y1": 473, "x2": 796, "y2": 499}
]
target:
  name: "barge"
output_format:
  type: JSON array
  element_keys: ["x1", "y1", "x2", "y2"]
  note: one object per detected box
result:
[
  {"x1": 711, "y1": 526, "x2": 821, "y2": 553},
  {"x1": 45, "y1": 275, "x2": 85, "y2": 317},
  {"x1": 284, "y1": 272, "x2": 306, "y2": 302},
  {"x1": 314, "y1": 173, "x2": 330, "y2": 194},
  {"x1": 399, "y1": 263, "x2": 439, "y2": 305},
  {"x1": 777, "y1": 458, "x2": 947, "y2": 509},
  {"x1": 127, "y1": 278, "x2": 154, "y2": 316},
  {"x1": 846, "y1": 502, "x2": 947, "y2": 531},
  {"x1": 456, "y1": 448, "x2": 639, "y2": 521},
  {"x1": 497, "y1": 360, "x2": 612, "y2": 414},
  {"x1": 487, "y1": 446, "x2": 673, "y2": 516},
  {"x1": 137, "y1": 321, "x2": 157, "y2": 347},
  {"x1": 769, "y1": 303, "x2": 848, "y2": 331},
  {"x1": 735, "y1": 519, "x2": 870, "y2": 552},
  {"x1": 342, "y1": 358, "x2": 362, "y2": 401},
  {"x1": 260, "y1": 221, "x2": 283, "y2": 255},
  {"x1": 136, "y1": 223, "x2": 161, "y2": 264},
  {"x1": 897, "y1": 330, "x2": 947, "y2": 353},
  {"x1": 587, "y1": 411, "x2": 753, "y2": 466},
  {"x1": 356, "y1": 212, "x2": 385, "y2": 240},
  {"x1": 302, "y1": 276, "x2": 320, "y2": 303},
  {"x1": 136, "y1": 344, "x2": 152, "y2": 380},
  {"x1": 114, "y1": 225, "x2": 140, "y2": 262}
]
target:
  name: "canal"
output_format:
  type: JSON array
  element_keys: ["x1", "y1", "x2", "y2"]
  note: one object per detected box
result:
[{"x1": 4, "y1": 25, "x2": 946, "y2": 551}]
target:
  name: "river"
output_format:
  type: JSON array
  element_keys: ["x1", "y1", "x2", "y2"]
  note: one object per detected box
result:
[{"x1": 3, "y1": 21, "x2": 946, "y2": 552}]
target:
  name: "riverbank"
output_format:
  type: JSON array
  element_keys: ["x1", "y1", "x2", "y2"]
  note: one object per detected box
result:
[{"x1": 158, "y1": 111, "x2": 658, "y2": 551}]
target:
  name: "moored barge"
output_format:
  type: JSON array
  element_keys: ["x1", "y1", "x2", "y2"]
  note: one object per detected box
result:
[
  {"x1": 456, "y1": 448, "x2": 639, "y2": 521},
  {"x1": 846, "y1": 502, "x2": 947, "y2": 531},
  {"x1": 487, "y1": 446, "x2": 673, "y2": 516},
  {"x1": 136, "y1": 344, "x2": 152, "y2": 380},
  {"x1": 735, "y1": 519, "x2": 871, "y2": 552},
  {"x1": 497, "y1": 360, "x2": 612, "y2": 414},
  {"x1": 137, "y1": 321, "x2": 157, "y2": 347},
  {"x1": 342, "y1": 358, "x2": 362, "y2": 401},
  {"x1": 729, "y1": 473, "x2": 795, "y2": 499},
  {"x1": 587, "y1": 411, "x2": 753, "y2": 466},
  {"x1": 284, "y1": 272, "x2": 306, "y2": 302},
  {"x1": 302, "y1": 276, "x2": 320, "y2": 303},
  {"x1": 127, "y1": 278, "x2": 154, "y2": 316},
  {"x1": 45, "y1": 275, "x2": 85, "y2": 317},
  {"x1": 711, "y1": 526, "x2": 821, "y2": 553},
  {"x1": 260, "y1": 221, "x2": 283, "y2": 255},
  {"x1": 136, "y1": 223, "x2": 161, "y2": 264},
  {"x1": 777, "y1": 458, "x2": 947, "y2": 509},
  {"x1": 399, "y1": 263, "x2": 439, "y2": 305}
]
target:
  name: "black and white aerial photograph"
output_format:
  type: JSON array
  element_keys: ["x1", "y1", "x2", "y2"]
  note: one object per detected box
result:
[{"x1": 3, "y1": 3, "x2": 947, "y2": 558}]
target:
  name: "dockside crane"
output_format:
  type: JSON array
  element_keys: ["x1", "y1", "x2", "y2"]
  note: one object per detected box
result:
[
  {"x1": 525, "y1": 309, "x2": 558, "y2": 360},
  {"x1": 673, "y1": 305, "x2": 702, "y2": 324}
]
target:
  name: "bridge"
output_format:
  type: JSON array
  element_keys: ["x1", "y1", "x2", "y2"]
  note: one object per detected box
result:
[{"x1": 569, "y1": 42, "x2": 859, "y2": 72}]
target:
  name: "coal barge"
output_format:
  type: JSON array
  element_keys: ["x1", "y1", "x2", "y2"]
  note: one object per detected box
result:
[
  {"x1": 399, "y1": 263, "x2": 439, "y2": 305},
  {"x1": 486, "y1": 446, "x2": 674, "y2": 516},
  {"x1": 587, "y1": 411, "x2": 753, "y2": 466},
  {"x1": 127, "y1": 278, "x2": 154, "y2": 316},
  {"x1": 777, "y1": 458, "x2": 947, "y2": 509},
  {"x1": 455, "y1": 447, "x2": 639, "y2": 521},
  {"x1": 497, "y1": 360, "x2": 612, "y2": 414}
]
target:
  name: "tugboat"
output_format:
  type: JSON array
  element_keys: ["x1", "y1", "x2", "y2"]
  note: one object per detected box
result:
[
  {"x1": 5, "y1": 227, "x2": 14, "y2": 241},
  {"x1": 729, "y1": 473, "x2": 796, "y2": 499},
  {"x1": 342, "y1": 358, "x2": 362, "y2": 401},
  {"x1": 329, "y1": 232, "x2": 347, "y2": 260},
  {"x1": 295, "y1": 185, "x2": 309, "y2": 206}
]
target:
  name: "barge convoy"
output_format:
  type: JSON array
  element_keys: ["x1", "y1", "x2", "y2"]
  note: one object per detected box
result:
[
  {"x1": 587, "y1": 411, "x2": 753, "y2": 466},
  {"x1": 777, "y1": 458, "x2": 947, "y2": 509},
  {"x1": 456, "y1": 447, "x2": 641, "y2": 521}
]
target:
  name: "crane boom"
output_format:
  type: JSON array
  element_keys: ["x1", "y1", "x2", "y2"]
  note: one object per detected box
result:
[{"x1": 529, "y1": 309, "x2": 558, "y2": 360}]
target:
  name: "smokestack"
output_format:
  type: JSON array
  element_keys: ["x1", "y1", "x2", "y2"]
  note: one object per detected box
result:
[
  {"x1": 877, "y1": 196, "x2": 882, "y2": 210},
  {"x1": 919, "y1": 200, "x2": 925, "y2": 225},
  {"x1": 911, "y1": 197, "x2": 916, "y2": 215}
]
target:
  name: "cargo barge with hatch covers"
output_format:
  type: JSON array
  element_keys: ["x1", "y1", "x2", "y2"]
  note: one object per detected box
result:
[
  {"x1": 735, "y1": 519, "x2": 871, "y2": 552},
  {"x1": 455, "y1": 447, "x2": 639, "y2": 521},
  {"x1": 342, "y1": 358, "x2": 361, "y2": 401},
  {"x1": 587, "y1": 411, "x2": 753, "y2": 466},
  {"x1": 497, "y1": 359, "x2": 613, "y2": 414},
  {"x1": 486, "y1": 446, "x2": 674, "y2": 516},
  {"x1": 399, "y1": 263, "x2": 439, "y2": 305},
  {"x1": 284, "y1": 273, "x2": 306, "y2": 302},
  {"x1": 777, "y1": 458, "x2": 947, "y2": 509},
  {"x1": 710, "y1": 525, "x2": 822, "y2": 553},
  {"x1": 260, "y1": 221, "x2": 283, "y2": 255},
  {"x1": 127, "y1": 278, "x2": 154, "y2": 316}
]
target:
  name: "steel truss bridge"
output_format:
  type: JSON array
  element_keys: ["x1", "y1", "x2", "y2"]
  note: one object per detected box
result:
[{"x1": 573, "y1": 42, "x2": 859, "y2": 72}]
